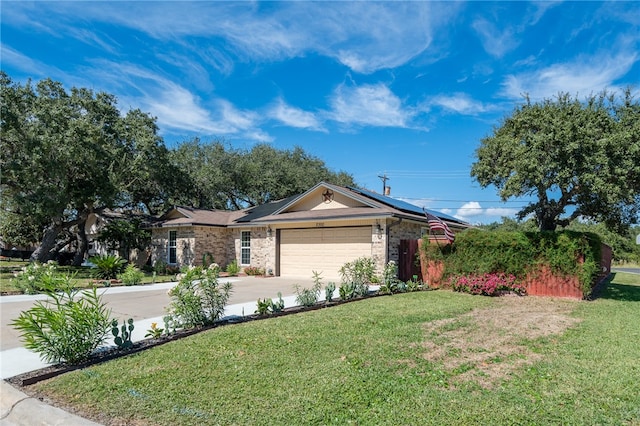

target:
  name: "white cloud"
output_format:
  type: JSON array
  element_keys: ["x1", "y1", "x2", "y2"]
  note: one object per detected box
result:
[
  {"x1": 429, "y1": 93, "x2": 489, "y2": 115},
  {"x1": 450, "y1": 202, "x2": 520, "y2": 223},
  {"x1": 0, "y1": 45, "x2": 61, "y2": 79},
  {"x1": 472, "y1": 18, "x2": 519, "y2": 59},
  {"x1": 486, "y1": 207, "x2": 520, "y2": 217},
  {"x1": 268, "y1": 99, "x2": 324, "y2": 131},
  {"x1": 455, "y1": 202, "x2": 484, "y2": 220},
  {"x1": 84, "y1": 61, "x2": 270, "y2": 140},
  {"x1": 329, "y1": 83, "x2": 412, "y2": 127},
  {"x1": 8, "y1": 2, "x2": 459, "y2": 74},
  {"x1": 501, "y1": 51, "x2": 638, "y2": 101}
]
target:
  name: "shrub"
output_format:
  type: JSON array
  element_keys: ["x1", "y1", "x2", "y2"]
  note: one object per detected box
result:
[
  {"x1": 90, "y1": 254, "x2": 127, "y2": 280},
  {"x1": 271, "y1": 292, "x2": 285, "y2": 313},
  {"x1": 243, "y1": 266, "x2": 265, "y2": 276},
  {"x1": 12, "y1": 261, "x2": 61, "y2": 294},
  {"x1": 421, "y1": 229, "x2": 603, "y2": 297},
  {"x1": 294, "y1": 271, "x2": 322, "y2": 307},
  {"x1": 339, "y1": 257, "x2": 376, "y2": 286},
  {"x1": 379, "y1": 261, "x2": 400, "y2": 294},
  {"x1": 255, "y1": 298, "x2": 273, "y2": 315},
  {"x1": 325, "y1": 282, "x2": 336, "y2": 303},
  {"x1": 202, "y1": 252, "x2": 215, "y2": 268},
  {"x1": 450, "y1": 273, "x2": 525, "y2": 297},
  {"x1": 118, "y1": 264, "x2": 144, "y2": 286},
  {"x1": 225, "y1": 259, "x2": 240, "y2": 276},
  {"x1": 166, "y1": 266, "x2": 233, "y2": 329},
  {"x1": 11, "y1": 277, "x2": 112, "y2": 364},
  {"x1": 154, "y1": 259, "x2": 168, "y2": 275}
]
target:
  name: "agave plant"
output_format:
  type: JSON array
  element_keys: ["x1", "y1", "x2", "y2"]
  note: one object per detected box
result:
[{"x1": 89, "y1": 254, "x2": 127, "y2": 280}]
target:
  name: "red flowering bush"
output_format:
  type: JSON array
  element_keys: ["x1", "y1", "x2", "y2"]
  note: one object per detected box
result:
[{"x1": 450, "y1": 273, "x2": 525, "y2": 296}]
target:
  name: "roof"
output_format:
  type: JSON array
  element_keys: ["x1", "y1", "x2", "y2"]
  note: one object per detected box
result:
[
  {"x1": 155, "y1": 183, "x2": 470, "y2": 229},
  {"x1": 346, "y1": 186, "x2": 466, "y2": 225},
  {"x1": 155, "y1": 206, "x2": 245, "y2": 227}
]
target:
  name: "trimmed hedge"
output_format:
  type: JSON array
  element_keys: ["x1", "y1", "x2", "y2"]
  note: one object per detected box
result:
[{"x1": 422, "y1": 229, "x2": 602, "y2": 296}]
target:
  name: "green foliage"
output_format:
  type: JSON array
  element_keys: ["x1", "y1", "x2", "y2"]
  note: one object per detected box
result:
[
  {"x1": 112, "y1": 318, "x2": 135, "y2": 349},
  {"x1": 471, "y1": 89, "x2": 640, "y2": 232},
  {"x1": 90, "y1": 254, "x2": 127, "y2": 280},
  {"x1": 379, "y1": 260, "x2": 401, "y2": 294},
  {"x1": 422, "y1": 229, "x2": 603, "y2": 296},
  {"x1": 202, "y1": 252, "x2": 215, "y2": 268},
  {"x1": 118, "y1": 264, "x2": 144, "y2": 286},
  {"x1": 254, "y1": 292, "x2": 285, "y2": 315},
  {"x1": 324, "y1": 282, "x2": 336, "y2": 302},
  {"x1": 166, "y1": 266, "x2": 233, "y2": 329},
  {"x1": 12, "y1": 261, "x2": 62, "y2": 294},
  {"x1": 170, "y1": 139, "x2": 356, "y2": 210},
  {"x1": 225, "y1": 259, "x2": 240, "y2": 276},
  {"x1": 339, "y1": 257, "x2": 375, "y2": 285},
  {"x1": 145, "y1": 322, "x2": 164, "y2": 339},
  {"x1": 97, "y1": 218, "x2": 151, "y2": 260},
  {"x1": 337, "y1": 258, "x2": 373, "y2": 299},
  {"x1": 11, "y1": 278, "x2": 112, "y2": 364},
  {"x1": 294, "y1": 272, "x2": 323, "y2": 307},
  {"x1": 255, "y1": 298, "x2": 272, "y2": 315},
  {"x1": 153, "y1": 260, "x2": 168, "y2": 275},
  {"x1": 0, "y1": 72, "x2": 184, "y2": 263},
  {"x1": 271, "y1": 292, "x2": 285, "y2": 313},
  {"x1": 450, "y1": 273, "x2": 525, "y2": 296}
]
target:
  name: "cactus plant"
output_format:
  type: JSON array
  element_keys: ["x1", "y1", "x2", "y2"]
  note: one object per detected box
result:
[{"x1": 112, "y1": 318, "x2": 134, "y2": 349}]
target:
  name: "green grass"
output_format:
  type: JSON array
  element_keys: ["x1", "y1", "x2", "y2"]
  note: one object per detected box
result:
[
  {"x1": 1, "y1": 263, "x2": 175, "y2": 294},
  {"x1": 32, "y1": 274, "x2": 640, "y2": 425}
]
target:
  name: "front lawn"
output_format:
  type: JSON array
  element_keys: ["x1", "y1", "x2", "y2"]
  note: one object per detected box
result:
[
  {"x1": 31, "y1": 273, "x2": 640, "y2": 425},
  {"x1": 0, "y1": 263, "x2": 175, "y2": 294}
]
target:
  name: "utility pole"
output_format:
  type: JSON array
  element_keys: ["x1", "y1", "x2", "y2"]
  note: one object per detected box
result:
[{"x1": 378, "y1": 173, "x2": 389, "y2": 195}]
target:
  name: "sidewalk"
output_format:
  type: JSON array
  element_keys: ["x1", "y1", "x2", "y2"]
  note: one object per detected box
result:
[{"x1": 0, "y1": 279, "x2": 320, "y2": 425}]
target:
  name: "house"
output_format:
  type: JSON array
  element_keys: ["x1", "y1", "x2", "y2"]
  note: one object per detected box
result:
[{"x1": 150, "y1": 182, "x2": 469, "y2": 280}]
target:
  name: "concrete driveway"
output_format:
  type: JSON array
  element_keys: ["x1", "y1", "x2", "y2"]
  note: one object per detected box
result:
[
  {"x1": 612, "y1": 267, "x2": 640, "y2": 275},
  {"x1": 0, "y1": 276, "x2": 311, "y2": 352}
]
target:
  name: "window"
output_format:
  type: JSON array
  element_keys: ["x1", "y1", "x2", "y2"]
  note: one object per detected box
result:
[
  {"x1": 241, "y1": 231, "x2": 251, "y2": 265},
  {"x1": 168, "y1": 230, "x2": 177, "y2": 264}
]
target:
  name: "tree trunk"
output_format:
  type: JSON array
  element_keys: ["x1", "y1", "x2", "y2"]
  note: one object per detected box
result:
[
  {"x1": 30, "y1": 223, "x2": 62, "y2": 263},
  {"x1": 72, "y1": 219, "x2": 88, "y2": 266}
]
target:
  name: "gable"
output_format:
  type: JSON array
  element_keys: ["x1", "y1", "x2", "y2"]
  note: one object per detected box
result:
[
  {"x1": 285, "y1": 186, "x2": 371, "y2": 212},
  {"x1": 164, "y1": 209, "x2": 190, "y2": 220}
]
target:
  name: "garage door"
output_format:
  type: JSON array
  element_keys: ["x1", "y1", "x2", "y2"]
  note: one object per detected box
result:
[{"x1": 279, "y1": 227, "x2": 372, "y2": 280}]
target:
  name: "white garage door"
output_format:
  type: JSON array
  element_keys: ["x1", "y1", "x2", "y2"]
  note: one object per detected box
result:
[{"x1": 279, "y1": 227, "x2": 372, "y2": 280}]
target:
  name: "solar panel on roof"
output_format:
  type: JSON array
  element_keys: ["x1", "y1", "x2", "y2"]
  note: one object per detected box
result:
[{"x1": 347, "y1": 186, "x2": 463, "y2": 223}]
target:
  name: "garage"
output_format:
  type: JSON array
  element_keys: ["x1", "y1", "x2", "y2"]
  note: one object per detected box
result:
[{"x1": 279, "y1": 226, "x2": 372, "y2": 280}]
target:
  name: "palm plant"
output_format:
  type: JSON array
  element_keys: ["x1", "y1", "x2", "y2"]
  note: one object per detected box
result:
[{"x1": 89, "y1": 254, "x2": 127, "y2": 280}]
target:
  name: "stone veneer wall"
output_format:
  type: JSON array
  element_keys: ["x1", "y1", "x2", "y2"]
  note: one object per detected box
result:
[
  {"x1": 150, "y1": 227, "x2": 196, "y2": 267},
  {"x1": 371, "y1": 224, "x2": 387, "y2": 275},
  {"x1": 232, "y1": 227, "x2": 275, "y2": 274},
  {"x1": 193, "y1": 226, "x2": 234, "y2": 268},
  {"x1": 387, "y1": 220, "x2": 424, "y2": 266}
]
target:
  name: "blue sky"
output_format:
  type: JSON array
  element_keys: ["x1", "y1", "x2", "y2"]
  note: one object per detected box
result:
[{"x1": 2, "y1": 1, "x2": 639, "y2": 224}]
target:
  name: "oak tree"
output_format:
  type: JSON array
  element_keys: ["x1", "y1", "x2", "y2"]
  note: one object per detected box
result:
[{"x1": 471, "y1": 90, "x2": 640, "y2": 232}]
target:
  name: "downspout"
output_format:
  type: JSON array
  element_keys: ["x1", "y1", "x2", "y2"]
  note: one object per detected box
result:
[{"x1": 385, "y1": 217, "x2": 403, "y2": 265}]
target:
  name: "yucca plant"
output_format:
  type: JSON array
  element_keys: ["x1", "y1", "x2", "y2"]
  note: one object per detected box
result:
[{"x1": 90, "y1": 254, "x2": 127, "y2": 280}]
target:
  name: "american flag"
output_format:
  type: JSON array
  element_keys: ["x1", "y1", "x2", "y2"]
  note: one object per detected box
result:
[{"x1": 423, "y1": 209, "x2": 455, "y2": 243}]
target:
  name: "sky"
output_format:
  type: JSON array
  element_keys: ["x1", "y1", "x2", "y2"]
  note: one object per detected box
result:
[{"x1": 2, "y1": 1, "x2": 639, "y2": 224}]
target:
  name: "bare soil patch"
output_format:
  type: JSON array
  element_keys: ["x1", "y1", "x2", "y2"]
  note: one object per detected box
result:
[{"x1": 416, "y1": 296, "x2": 581, "y2": 389}]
